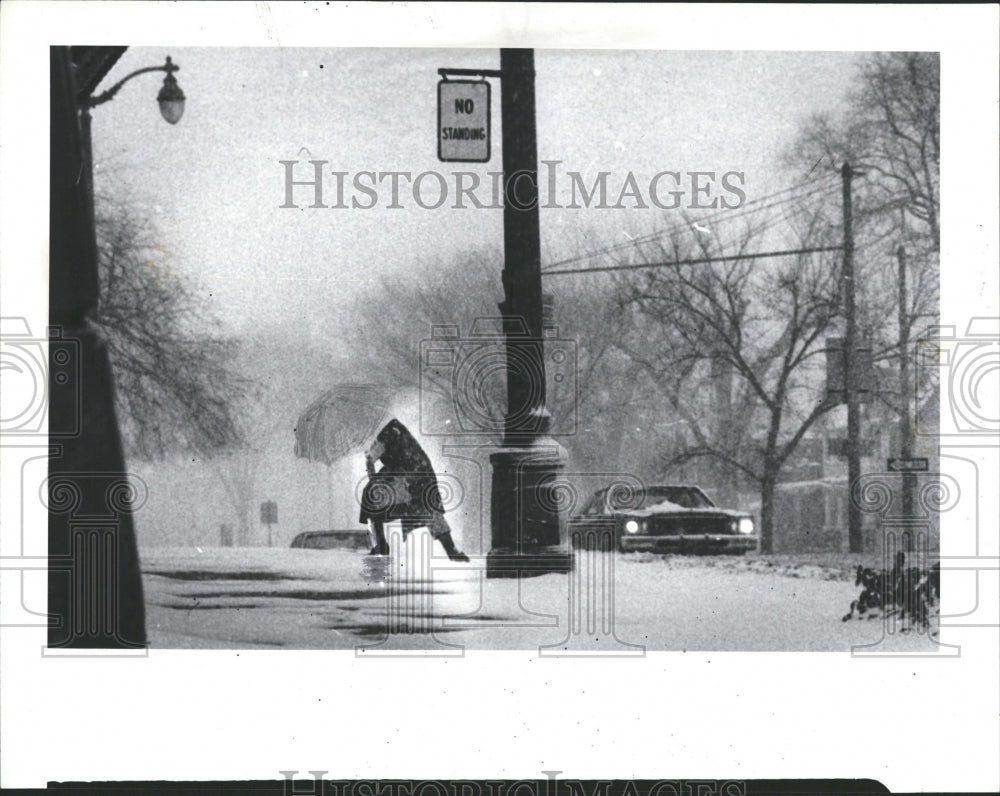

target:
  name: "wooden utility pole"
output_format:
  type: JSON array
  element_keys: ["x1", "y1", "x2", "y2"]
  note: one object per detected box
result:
[
  {"x1": 842, "y1": 162, "x2": 864, "y2": 554},
  {"x1": 897, "y1": 245, "x2": 915, "y2": 550}
]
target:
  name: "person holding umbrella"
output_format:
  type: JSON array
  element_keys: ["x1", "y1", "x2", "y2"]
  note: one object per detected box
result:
[{"x1": 360, "y1": 418, "x2": 469, "y2": 562}]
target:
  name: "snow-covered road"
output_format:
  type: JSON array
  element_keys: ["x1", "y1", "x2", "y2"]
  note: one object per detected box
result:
[{"x1": 142, "y1": 545, "x2": 942, "y2": 653}]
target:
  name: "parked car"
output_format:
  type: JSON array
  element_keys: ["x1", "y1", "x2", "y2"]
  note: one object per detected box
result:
[
  {"x1": 569, "y1": 484, "x2": 757, "y2": 554},
  {"x1": 290, "y1": 529, "x2": 371, "y2": 550}
]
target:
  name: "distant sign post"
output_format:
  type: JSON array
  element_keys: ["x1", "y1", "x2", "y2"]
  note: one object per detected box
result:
[
  {"x1": 887, "y1": 457, "x2": 929, "y2": 472},
  {"x1": 438, "y1": 80, "x2": 490, "y2": 162},
  {"x1": 260, "y1": 500, "x2": 278, "y2": 547}
]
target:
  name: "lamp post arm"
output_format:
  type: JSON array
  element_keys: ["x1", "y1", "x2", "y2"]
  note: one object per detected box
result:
[
  {"x1": 438, "y1": 67, "x2": 503, "y2": 80},
  {"x1": 83, "y1": 60, "x2": 179, "y2": 108}
]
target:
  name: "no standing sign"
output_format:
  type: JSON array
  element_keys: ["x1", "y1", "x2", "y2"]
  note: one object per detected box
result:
[{"x1": 438, "y1": 80, "x2": 491, "y2": 162}]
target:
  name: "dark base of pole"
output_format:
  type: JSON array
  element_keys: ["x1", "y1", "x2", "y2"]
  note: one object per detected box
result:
[
  {"x1": 486, "y1": 442, "x2": 573, "y2": 579},
  {"x1": 48, "y1": 326, "x2": 147, "y2": 649},
  {"x1": 486, "y1": 547, "x2": 574, "y2": 579}
]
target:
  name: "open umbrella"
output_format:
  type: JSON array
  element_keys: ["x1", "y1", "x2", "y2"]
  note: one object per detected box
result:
[{"x1": 293, "y1": 383, "x2": 393, "y2": 465}]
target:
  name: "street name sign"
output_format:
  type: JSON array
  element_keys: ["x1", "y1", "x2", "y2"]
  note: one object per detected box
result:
[
  {"x1": 887, "y1": 457, "x2": 929, "y2": 472},
  {"x1": 438, "y1": 80, "x2": 490, "y2": 162}
]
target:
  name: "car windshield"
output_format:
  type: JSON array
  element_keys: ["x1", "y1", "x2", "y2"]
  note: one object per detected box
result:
[{"x1": 609, "y1": 486, "x2": 714, "y2": 510}]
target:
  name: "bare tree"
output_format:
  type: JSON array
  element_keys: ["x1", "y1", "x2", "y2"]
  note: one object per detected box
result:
[
  {"x1": 615, "y1": 220, "x2": 841, "y2": 552},
  {"x1": 786, "y1": 51, "x2": 940, "y2": 367},
  {"x1": 209, "y1": 407, "x2": 290, "y2": 546},
  {"x1": 92, "y1": 194, "x2": 249, "y2": 460},
  {"x1": 209, "y1": 331, "x2": 354, "y2": 545},
  {"x1": 787, "y1": 52, "x2": 939, "y2": 249},
  {"x1": 213, "y1": 447, "x2": 259, "y2": 546},
  {"x1": 786, "y1": 51, "x2": 940, "y2": 454},
  {"x1": 547, "y1": 274, "x2": 638, "y2": 473},
  {"x1": 345, "y1": 249, "x2": 634, "y2": 467}
]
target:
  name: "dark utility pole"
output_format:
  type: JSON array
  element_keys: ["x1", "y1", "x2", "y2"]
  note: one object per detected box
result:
[
  {"x1": 897, "y1": 245, "x2": 915, "y2": 550},
  {"x1": 842, "y1": 162, "x2": 864, "y2": 554},
  {"x1": 487, "y1": 49, "x2": 571, "y2": 577}
]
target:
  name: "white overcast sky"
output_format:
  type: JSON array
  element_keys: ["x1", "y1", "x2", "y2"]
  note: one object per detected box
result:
[{"x1": 90, "y1": 48, "x2": 861, "y2": 337}]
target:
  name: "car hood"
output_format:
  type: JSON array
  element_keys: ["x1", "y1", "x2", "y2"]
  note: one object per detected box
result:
[{"x1": 619, "y1": 499, "x2": 748, "y2": 519}]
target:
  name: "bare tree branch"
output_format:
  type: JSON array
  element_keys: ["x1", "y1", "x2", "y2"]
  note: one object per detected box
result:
[{"x1": 92, "y1": 191, "x2": 252, "y2": 460}]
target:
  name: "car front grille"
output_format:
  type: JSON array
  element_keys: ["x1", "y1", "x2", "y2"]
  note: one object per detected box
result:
[{"x1": 645, "y1": 516, "x2": 734, "y2": 536}]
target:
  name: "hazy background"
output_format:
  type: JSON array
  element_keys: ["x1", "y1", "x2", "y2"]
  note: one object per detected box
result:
[{"x1": 88, "y1": 48, "x2": 862, "y2": 550}]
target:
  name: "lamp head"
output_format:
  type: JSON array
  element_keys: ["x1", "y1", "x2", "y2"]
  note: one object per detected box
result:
[{"x1": 157, "y1": 56, "x2": 185, "y2": 124}]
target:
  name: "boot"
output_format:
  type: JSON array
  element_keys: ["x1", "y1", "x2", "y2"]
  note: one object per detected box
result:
[
  {"x1": 368, "y1": 520, "x2": 389, "y2": 556},
  {"x1": 436, "y1": 531, "x2": 469, "y2": 562}
]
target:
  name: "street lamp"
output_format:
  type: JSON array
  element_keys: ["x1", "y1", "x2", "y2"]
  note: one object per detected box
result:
[
  {"x1": 76, "y1": 54, "x2": 185, "y2": 228},
  {"x1": 49, "y1": 47, "x2": 188, "y2": 649},
  {"x1": 156, "y1": 59, "x2": 186, "y2": 124},
  {"x1": 84, "y1": 55, "x2": 186, "y2": 123}
]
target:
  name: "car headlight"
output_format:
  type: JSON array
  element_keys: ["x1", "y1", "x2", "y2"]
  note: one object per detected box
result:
[
  {"x1": 624, "y1": 519, "x2": 640, "y2": 534},
  {"x1": 738, "y1": 517, "x2": 755, "y2": 534}
]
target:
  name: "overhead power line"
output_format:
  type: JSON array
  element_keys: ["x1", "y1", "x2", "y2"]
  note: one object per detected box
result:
[
  {"x1": 542, "y1": 245, "x2": 843, "y2": 277},
  {"x1": 541, "y1": 172, "x2": 840, "y2": 272},
  {"x1": 544, "y1": 177, "x2": 838, "y2": 271}
]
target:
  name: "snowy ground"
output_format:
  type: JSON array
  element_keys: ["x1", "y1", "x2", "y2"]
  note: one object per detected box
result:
[{"x1": 142, "y1": 543, "x2": 941, "y2": 652}]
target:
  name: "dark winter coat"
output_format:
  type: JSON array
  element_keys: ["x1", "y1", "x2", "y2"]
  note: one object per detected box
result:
[{"x1": 358, "y1": 419, "x2": 445, "y2": 533}]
